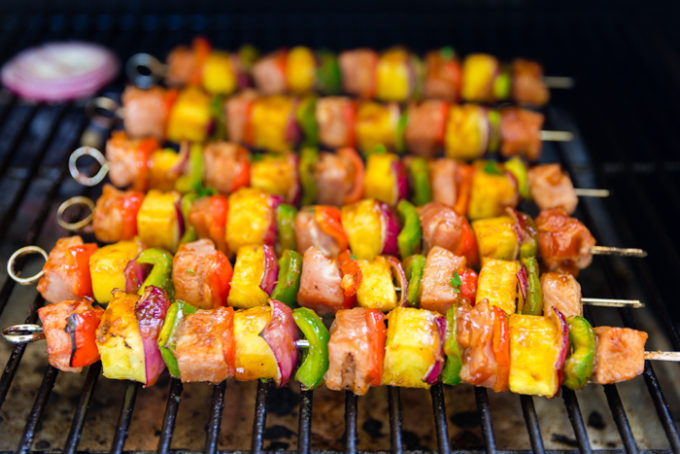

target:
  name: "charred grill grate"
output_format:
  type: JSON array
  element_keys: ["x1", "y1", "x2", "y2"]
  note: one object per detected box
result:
[{"x1": 1, "y1": 5, "x2": 680, "y2": 454}]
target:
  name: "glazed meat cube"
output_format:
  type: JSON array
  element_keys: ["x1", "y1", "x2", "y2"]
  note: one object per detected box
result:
[
  {"x1": 528, "y1": 164, "x2": 578, "y2": 214},
  {"x1": 122, "y1": 86, "x2": 168, "y2": 140},
  {"x1": 297, "y1": 246, "x2": 345, "y2": 314},
  {"x1": 592, "y1": 327, "x2": 647, "y2": 384},
  {"x1": 536, "y1": 208, "x2": 596, "y2": 276},
  {"x1": 541, "y1": 272, "x2": 582, "y2": 318}
]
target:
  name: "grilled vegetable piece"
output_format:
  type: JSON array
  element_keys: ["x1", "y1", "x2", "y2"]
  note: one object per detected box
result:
[
  {"x1": 166, "y1": 87, "x2": 212, "y2": 143},
  {"x1": 405, "y1": 156, "x2": 432, "y2": 206},
  {"x1": 93, "y1": 185, "x2": 144, "y2": 243},
  {"x1": 225, "y1": 188, "x2": 277, "y2": 255},
  {"x1": 536, "y1": 208, "x2": 596, "y2": 276},
  {"x1": 38, "y1": 299, "x2": 104, "y2": 372},
  {"x1": 397, "y1": 200, "x2": 422, "y2": 258},
  {"x1": 287, "y1": 46, "x2": 316, "y2": 94},
  {"x1": 563, "y1": 316, "x2": 595, "y2": 390},
  {"x1": 175, "y1": 307, "x2": 236, "y2": 383},
  {"x1": 356, "y1": 256, "x2": 398, "y2": 312},
  {"x1": 528, "y1": 164, "x2": 578, "y2": 214},
  {"x1": 444, "y1": 104, "x2": 489, "y2": 160},
  {"x1": 375, "y1": 48, "x2": 419, "y2": 102},
  {"x1": 270, "y1": 249, "x2": 303, "y2": 307},
  {"x1": 419, "y1": 246, "x2": 466, "y2": 315},
  {"x1": 472, "y1": 216, "x2": 519, "y2": 261},
  {"x1": 250, "y1": 153, "x2": 300, "y2": 204},
  {"x1": 499, "y1": 107, "x2": 543, "y2": 161},
  {"x1": 89, "y1": 240, "x2": 142, "y2": 304},
  {"x1": 457, "y1": 299, "x2": 509, "y2": 392},
  {"x1": 248, "y1": 95, "x2": 296, "y2": 153},
  {"x1": 341, "y1": 199, "x2": 385, "y2": 260},
  {"x1": 37, "y1": 236, "x2": 97, "y2": 304},
  {"x1": 233, "y1": 305, "x2": 280, "y2": 382},
  {"x1": 405, "y1": 100, "x2": 448, "y2": 158},
  {"x1": 476, "y1": 258, "x2": 523, "y2": 315},
  {"x1": 96, "y1": 291, "x2": 145, "y2": 383},
  {"x1": 519, "y1": 256, "x2": 543, "y2": 316},
  {"x1": 508, "y1": 313, "x2": 567, "y2": 397},
  {"x1": 541, "y1": 272, "x2": 582, "y2": 318},
  {"x1": 297, "y1": 246, "x2": 344, "y2": 314},
  {"x1": 137, "y1": 190, "x2": 182, "y2": 252},
  {"x1": 591, "y1": 327, "x2": 647, "y2": 385},
  {"x1": 468, "y1": 161, "x2": 519, "y2": 220},
  {"x1": 442, "y1": 304, "x2": 462, "y2": 385},
  {"x1": 227, "y1": 245, "x2": 272, "y2": 309},
  {"x1": 325, "y1": 307, "x2": 386, "y2": 395},
  {"x1": 202, "y1": 51, "x2": 238, "y2": 95},
  {"x1": 383, "y1": 307, "x2": 445, "y2": 388},
  {"x1": 418, "y1": 202, "x2": 478, "y2": 266},
  {"x1": 461, "y1": 54, "x2": 500, "y2": 103},
  {"x1": 364, "y1": 152, "x2": 407, "y2": 206},
  {"x1": 293, "y1": 307, "x2": 330, "y2": 390},
  {"x1": 203, "y1": 142, "x2": 250, "y2": 195},
  {"x1": 276, "y1": 204, "x2": 298, "y2": 254},
  {"x1": 173, "y1": 240, "x2": 232, "y2": 309},
  {"x1": 158, "y1": 300, "x2": 197, "y2": 377},
  {"x1": 126, "y1": 248, "x2": 174, "y2": 298},
  {"x1": 403, "y1": 254, "x2": 426, "y2": 307}
]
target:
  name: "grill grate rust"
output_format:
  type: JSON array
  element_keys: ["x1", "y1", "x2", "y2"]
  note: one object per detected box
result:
[{"x1": 0, "y1": 7, "x2": 679, "y2": 454}]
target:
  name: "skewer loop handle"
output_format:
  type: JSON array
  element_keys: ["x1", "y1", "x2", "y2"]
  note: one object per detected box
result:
[
  {"x1": 126, "y1": 53, "x2": 167, "y2": 88},
  {"x1": 1, "y1": 324, "x2": 45, "y2": 344},
  {"x1": 85, "y1": 97, "x2": 122, "y2": 127},
  {"x1": 591, "y1": 246, "x2": 647, "y2": 258},
  {"x1": 6, "y1": 246, "x2": 48, "y2": 285},
  {"x1": 69, "y1": 146, "x2": 110, "y2": 186},
  {"x1": 57, "y1": 196, "x2": 96, "y2": 231}
]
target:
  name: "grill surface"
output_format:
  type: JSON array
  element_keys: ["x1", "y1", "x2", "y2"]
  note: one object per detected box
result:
[{"x1": 1, "y1": 3, "x2": 680, "y2": 453}]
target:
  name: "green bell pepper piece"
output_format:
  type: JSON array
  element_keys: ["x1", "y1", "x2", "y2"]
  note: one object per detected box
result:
[
  {"x1": 397, "y1": 200, "x2": 421, "y2": 258},
  {"x1": 237, "y1": 44, "x2": 259, "y2": 71},
  {"x1": 487, "y1": 109, "x2": 501, "y2": 154},
  {"x1": 296, "y1": 96, "x2": 318, "y2": 147},
  {"x1": 505, "y1": 156, "x2": 530, "y2": 199},
  {"x1": 442, "y1": 304, "x2": 462, "y2": 386},
  {"x1": 403, "y1": 254, "x2": 426, "y2": 307},
  {"x1": 564, "y1": 316, "x2": 596, "y2": 390},
  {"x1": 406, "y1": 157, "x2": 432, "y2": 206},
  {"x1": 210, "y1": 94, "x2": 227, "y2": 141},
  {"x1": 270, "y1": 250, "x2": 303, "y2": 308},
  {"x1": 135, "y1": 248, "x2": 174, "y2": 299},
  {"x1": 394, "y1": 111, "x2": 409, "y2": 154},
  {"x1": 517, "y1": 213, "x2": 538, "y2": 259},
  {"x1": 179, "y1": 193, "x2": 198, "y2": 245},
  {"x1": 276, "y1": 204, "x2": 298, "y2": 255},
  {"x1": 299, "y1": 147, "x2": 319, "y2": 206},
  {"x1": 175, "y1": 144, "x2": 204, "y2": 193},
  {"x1": 157, "y1": 300, "x2": 197, "y2": 378},
  {"x1": 493, "y1": 65, "x2": 512, "y2": 101},
  {"x1": 519, "y1": 256, "x2": 542, "y2": 315},
  {"x1": 316, "y1": 50, "x2": 342, "y2": 95},
  {"x1": 293, "y1": 307, "x2": 330, "y2": 389}
]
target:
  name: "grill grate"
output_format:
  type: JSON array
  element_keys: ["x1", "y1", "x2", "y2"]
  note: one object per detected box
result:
[{"x1": 1, "y1": 6, "x2": 680, "y2": 454}]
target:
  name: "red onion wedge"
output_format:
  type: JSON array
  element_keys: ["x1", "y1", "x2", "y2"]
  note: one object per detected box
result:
[
  {"x1": 260, "y1": 245, "x2": 279, "y2": 295},
  {"x1": 285, "y1": 106, "x2": 302, "y2": 145},
  {"x1": 1, "y1": 42, "x2": 119, "y2": 101},
  {"x1": 124, "y1": 257, "x2": 150, "y2": 294},
  {"x1": 423, "y1": 315, "x2": 447, "y2": 384},
  {"x1": 552, "y1": 309, "x2": 569, "y2": 396},
  {"x1": 135, "y1": 286, "x2": 170, "y2": 387},
  {"x1": 264, "y1": 195, "x2": 283, "y2": 246},
  {"x1": 260, "y1": 300, "x2": 299, "y2": 387},
  {"x1": 380, "y1": 203, "x2": 400, "y2": 256},
  {"x1": 175, "y1": 199, "x2": 186, "y2": 240},
  {"x1": 288, "y1": 154, "x2": 301, "y2": 206},
  {"x1": 516, "y1": 266, "x2": 528, "y2": 302},
  {"x1": 387, "y1": 256, "x2": 408, "y2": 307},
  {"x1": 170, "y1": 142, "x2": 190, "y2": 175},
  {"x1": 392, "y1": 160, "x2": 409, "y2": 203}
]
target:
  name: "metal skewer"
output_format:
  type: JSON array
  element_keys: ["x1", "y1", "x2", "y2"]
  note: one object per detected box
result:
[
  {"x1": 573, "y1": 188, "x2": 610, "y2": 198},
  {"x1": 591, "y1": 246, "x2": 648, "y2": 258},
  {"x1": 542, "y1": 76, "x2": 575, "y2": 89},
  {"x1": 644, "y1": 351, "x2": 680, "y2": 362},
  {"x1": 539, "y1": 130, "x2": 574, "y2": 142},
  {"x1": 582, "y1": 298, "x2": 644, "y2": 308}
]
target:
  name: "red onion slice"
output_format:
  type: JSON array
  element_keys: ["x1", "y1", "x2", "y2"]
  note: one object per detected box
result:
[
  {"x1": 260, "y1": 245, "x2": 279, "y2": 295},
  {"x1": 285, "y1": 104, "x2": 302, "y2": 145},
  {"x1": 175, "y1": 199, "x2": 186, "y2": 239},
  {"x1": 552, "y1": 309, "x2": 569, "y2": 396},
  {"x1": 423, "y1": 316, "x2": 447, "y2": 384},
  {"x1": 516, "y1": 266, "x2": 528, "y2": 302},
  {"x1": 387, "y1": 256, "x2": 408, "y2": 307},
  {"x1": 264, "y1": 195, "x2": 283, "y2": 246},
  {"x1": 391, "y1": 160, "x2": 409, "y2": 203},
  {"x1": 288, "y1": 154, "x2": 301, "y2": 206},
  {"x1": 1, "y1": 42, "x2": 119, "y2": 101},
  {"x1": 380, "y1": 203, "x2": 400, "y2": 256},
  {"x1": 260, "y1": 300, "x2": 299, "y2": 387},
  {"x1": 170, "y1": 142, "x2": 190, "y2": 175},
  {"x1": 135, "y1": 286, "x2": 170, "y2": 387},
  {"x1": 124, "y1": 257, "x2": 150, "y2": 294}
]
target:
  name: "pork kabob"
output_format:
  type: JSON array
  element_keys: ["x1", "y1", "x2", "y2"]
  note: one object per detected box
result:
[
  {"x1": 89, "y1": 85, "x2": 572, "y2": 159},
  {"x1": 70, "y1": 133, "x2": 607, "y2": 217},
  {"x1": 2, "y1": 240, "x2": 670, "y2": 399},
  {"x1": 126, "y1": 37, "x2": 570, "y2": 106}
]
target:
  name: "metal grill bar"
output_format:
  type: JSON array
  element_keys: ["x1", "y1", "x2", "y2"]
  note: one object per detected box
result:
[
  {"x1": 205, "y1": 381, "x2": 226, "y2": 454},
  {"x1": 298, "y1": 389, "x2": 313, "y2": 454},
  {"x1": 641, "y1": 364, "x2": 680, "y2": 453},
  {"x1": 158, "y1": 378, "x2": 184, "y2": 453},
  {"x1": 475, "y1": 387, "x2": 496, "y2": 454},
  {"x1": 0, "y1": 103, "x2": 39, "y2": 177},
  {"x1": 603, "y1": 385, "x2": 639, "y2": 454},
  {"x1": 561, "y1": 388, "x2": 593, "y2": 454},
  {"x1": 110, "y1": 382, "x2": 138, "y2": 454},
  {"x1": 387, "y1": 386, "x2": 403, "y2": 453},
  {"x1": 16, "y1": 365, "x2": 59, "y2": 454},
  {"x1": 519, "y1": 395, "x2": 545, "y2": 453},
  {"x1": 430, "y1": 384, "x2": 450, "y2": 454},
  {"x1": 251, "y1": 380, "x2": 269, "y2": 454},
  {"x1": 64, "y1": 363, "x2": 102, "y2": 454},
  {"x1": 344, "y1": 391, "x2": 358, "y2": 454}
]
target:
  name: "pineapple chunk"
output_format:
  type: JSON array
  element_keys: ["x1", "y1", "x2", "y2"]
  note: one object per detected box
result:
[
  {"x1": 137, "y1": 190, "x2": 181, "y2": 252},
  {"x1": 286, "y1": 47, "x2": 316, "y2": 94},
  {"x1": 202, "y1": 51, "x2": 237, "y2": 95},
  {"x1": 472, "y1": 216, "x2": 519, "y2": 260},
  {"x1": 356, "y1": 101, "x2": 399, "y2": 152},
  {"x1": 383, "y1": 307, "x2": 441, "y2": 388},
  {"x1": 461, "y1": 54, "x2": 497, "y2": 102},
  {"x1": 509, "y1": 314, "x2": 561, "y2": 397},
  {"x1": 341, "y1": 199, "x2": 384, "y2": 260},
  {"x1": 250, "y1": 154, "x2": 297, "y2": 201},
  {"x1": 251, "y1": 96, "x2": 295, "y2": 153},
  {"x1": 233, "y1": 306, "x2": 280, "y2": 382},
  {"x1": 468, "y1": 161, "x2": 517, "y2": 220},
  {"x1": 226, "y1": 188, "x2": 273, "y2": 255},
  {"x1": 356, "y1": 256, "x2": 397, "y2": 312},
  {"x1": 90, "y1": 241, "x2": 142, "y2": 303},
  {"x1": 96, "y1": 291, "x2": 145, "y2": 383},
  {"x1": 476, "y1": 258, "x2": 522, "y2": 314},
  {"x1": 166, "y1": 87, "x2": 212, "y2": 143},
  {"x1": 376, "y1": 48, "x2": 410, "y2": 102},
  {"x1": 228, "y1": 245, "x2": 268, "y2": 309},
  {"x1": 363, "y1": 153, "x2": 399, "y2": 206},
  {"x1": 444, "y1": 105, "x2": 487, "y2": 160},
  {"x1": 148, "y1": 149, "x2": 181, "y2": 191}
]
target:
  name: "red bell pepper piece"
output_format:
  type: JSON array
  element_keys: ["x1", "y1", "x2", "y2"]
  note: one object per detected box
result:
[
  {"x1": 453, "y1": 163, "x2": 474, "y2": 217},
  {"x1": 458, "y1": 268, "x2": 478, "y2": 305},
  {"x1": 452, "y1": 219, "x2": 479, "y2": 268},
  {"x1": 491, "y1": 306, "x2": 510, "y2": 392},
  {"x1": 315, "y1": 206, "x2": 348, "y2": 252},
  {"x1": 120, "y1": 191, "x2": 144, "y2": 240},
  {"x1": 68, "y1": 308, "x2": 103, "y2": 368},
  {"x1": 341, "y1": 102, "x2": 358, "y2": 148},
  {"x1": 338, "y1": 147, "x2": 365, "y2": 204},
  {"x1": 67, "y1": 243, "x2": 97, "y2": 298},
  {"x1": 209, "y1": 250, "x2": 233, "y2": 307},
  {"x1": 365, "y1": 308, "x2": 386, "y2": 387},
  {"x1": 338, "y1": 250, "x2": 362, "y2": 309},
  {"x1": 189, "y1": 36, "x2": 212, "y2": 86},
  {"x1": 232, "y1": 152, "x2": 251, "y2": 191},
  {"x1": 437, "y1": 101, "x2": 450, "y2": 144}
]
